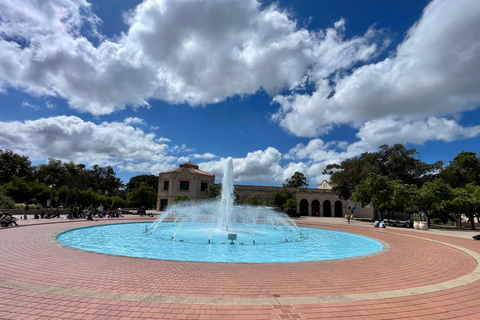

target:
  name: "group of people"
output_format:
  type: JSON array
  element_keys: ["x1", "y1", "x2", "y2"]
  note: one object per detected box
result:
[
  {"x1": 373, "y1": 220, "x2": 387, "y2": 228},
  {"x1": 33, "y1": 208, "x2": 60, "y2": 219},
  {"x1": 83, "y1": 204, "x2": 124, "y2": 221},
  {"x1": 0, "y1": 212, "x2": 19, "y2": 227}
]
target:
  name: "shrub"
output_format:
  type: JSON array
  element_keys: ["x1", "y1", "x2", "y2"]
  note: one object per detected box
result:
[
  {"x1": 0, "y1": 193, "x2": 16, "y2": 209},
  {"x1": 431, "y1": 218, "x2": 442, "y2": 225}
]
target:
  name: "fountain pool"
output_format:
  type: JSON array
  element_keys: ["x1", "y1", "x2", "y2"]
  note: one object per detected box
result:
[
  {"x1": 57, "y1": 222, "x2": 384, "y2": 263},
  {"x1": 57, "y1": 158, "x2": 383, "y2": 263}
]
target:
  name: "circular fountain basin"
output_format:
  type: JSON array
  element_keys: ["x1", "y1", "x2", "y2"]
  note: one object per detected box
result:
[{"x1": 57, "y1": 222, "x2": 384, "y2": 263}]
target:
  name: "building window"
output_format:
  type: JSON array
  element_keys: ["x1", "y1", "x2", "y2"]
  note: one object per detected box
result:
[
  {"x1": 201, "y1": 182, "x2": 208, "y2": 191},
  {"x1": 180, "y1": 181, "x2": 190, "y2": 191},
  {"x1": 164, "y1": 181, "x2": 169, "y2": 190}
]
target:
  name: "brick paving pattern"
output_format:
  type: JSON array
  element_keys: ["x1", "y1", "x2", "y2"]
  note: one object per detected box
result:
[{"x1": 1, "y1": 216, "x2": 479, "y2": 319}]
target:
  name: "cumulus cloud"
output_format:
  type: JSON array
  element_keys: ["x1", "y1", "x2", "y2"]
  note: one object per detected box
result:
[
  {"x1": 189, "y1": 153, "x2": 217, "y2": 160},
  {"x1": 0, "y1": 116, "x2": 182, "y2": 174},
  {"x1": 273, "y1": 0, "x2": 480, "y2": 137},
  {"x1": 0, "y1": 0, "x2": 385, "y2": 115},
  {"x1": 356, "y1": 117, "x2": 480, "y2": 147},
  {"x1": 124, "y1": 117, "x2": 146, "y2": 126},
  {"x1": 199, "y1": 148, "x2": 283, "y2": 183}
]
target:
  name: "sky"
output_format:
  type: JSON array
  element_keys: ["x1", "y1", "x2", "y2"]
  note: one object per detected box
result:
[{"x1": 0, "y1": 0, "x2": 479, "y2": 188}]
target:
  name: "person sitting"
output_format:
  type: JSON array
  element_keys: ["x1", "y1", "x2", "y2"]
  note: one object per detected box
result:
[
  {"x1": 373, "y1": 220, "x2": 380, "y2": 227},
  {"x1": 379, "y1": 221, "x2": 386, "y2": 228},
  {"x1": 86, "y1": 211, "x2": 97, "y2": 221},
  {"x1": 1, "y1": 213, "x2": 10, "y2": 227},
  {"x1": 9, "y1": 214, "x2": 19, "y2": 227},
  {"x1": 40, "y1": 209, "x2": 45, "y2": 218}
]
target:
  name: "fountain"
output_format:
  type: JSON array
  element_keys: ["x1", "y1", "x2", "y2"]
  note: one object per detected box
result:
[
  {"x1": 146, "y1": 157, "x2": 303, "y2": 245},
  {"x1": 57, "y1": 158, "x2": 384, "y2": 263}
]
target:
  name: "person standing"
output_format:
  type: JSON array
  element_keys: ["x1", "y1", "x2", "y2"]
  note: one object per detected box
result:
[{"x1": 24, "y1": 204, "x2": 29, "y2": 220}]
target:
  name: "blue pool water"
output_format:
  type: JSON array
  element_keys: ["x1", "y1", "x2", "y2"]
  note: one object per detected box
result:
[{"x1": 57, "y1": 222, "x2": 383, "y2": 263}]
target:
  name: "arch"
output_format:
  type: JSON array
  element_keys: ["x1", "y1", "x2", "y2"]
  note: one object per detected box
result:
[
  {"x1": 312, "y1": 200, "x2": 320, "y2": 216},
  {"x1": 300, "y1": 199, "x2": 309, "y2": 216},
  {"x1": 323, "y1": 200, "x2": 331, "y2": 217},
  {"x1": 334, "y1": 201, "x2": 343, "y2": 217},
  {"x1": 240, "y1": 195, "x2": 250, "y2": 204}
]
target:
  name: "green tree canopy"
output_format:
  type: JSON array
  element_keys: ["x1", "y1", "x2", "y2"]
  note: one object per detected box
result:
[
  {"x1": 413, "y1": 178, "x2": 453, "y2": 227},
  {"x1": 440, "y1": 151, "x2": 480, "y2": 188},
  {"x1": 284, "y1": 172, "x2": 308, "y2": 188},
  {"x1": 205, "y1": 184, "x2": 222, "y2": 199},
  {"x1": 270, "y1": 188, "x2": 296, "y2": 212},
  {"x1": 450, "y1": 184, "x2": 480, "y2": 230},
  {"x1": 324, "y1": 144, "x2": 443, "y2": 200},
  {"x1": 246, "y1": 195, "x2": 265, "y2": 206},
  {"x1": 352, "y1": 173, "x2": 415, "y2": 221},
  {"x1": 126, "y1": 174, "x2": 158, "y2": 192},
  {"x1": 126, "y1": 184, "x2": 157, "y2": 208},
  {"x1": 0, "y1": 149, "x2": 33, "y2": 184}
]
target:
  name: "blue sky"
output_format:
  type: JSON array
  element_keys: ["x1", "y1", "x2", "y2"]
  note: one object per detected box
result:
[{"x1": 0, "y1": 0, "x2": 479, "y2": 187}]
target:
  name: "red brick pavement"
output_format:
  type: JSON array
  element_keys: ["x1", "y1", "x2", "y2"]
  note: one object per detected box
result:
[{"x1": 1, "y1": 217, "x2": 479, "y2": 319}]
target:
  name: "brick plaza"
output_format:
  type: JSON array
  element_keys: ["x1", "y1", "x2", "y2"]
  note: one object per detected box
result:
[{"x1": 1, "y1": 216, "x2": 479, "y2": 319}]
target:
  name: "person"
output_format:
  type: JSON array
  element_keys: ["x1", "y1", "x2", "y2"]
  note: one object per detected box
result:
[
  {"x1": 379, "y1": 221, "x2": 386, "y2": 228},
  {"x1": 68, "y1": 207, "x2": 74, "y2": 219},
  {"x1": 346, "y1": 214, "x2": 351, "y2": 224},
  {"x1": 0, "y1": 212, "x2": 10, "y2": 227},
  {"x1": 8, "y1": 214, "x2": 19, "y2": 227},
  {"x1": 97, "y1": 204, "x2": 104, "y2": 218},
  {"x1": 40, "y1": 209, "x2": 45, "y2": 219},
  {"x1": 86, "y1": 211, "x2": 97, "y2": 221},
  {"x1": 24, "y1": 204, "x2": 29, "y2": 220},
  {"x1": 373, "y1": 220, "x2": 380, "y2": 227}
]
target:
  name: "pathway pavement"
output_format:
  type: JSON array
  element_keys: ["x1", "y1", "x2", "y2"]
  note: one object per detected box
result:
[{"x1": 1, "y1": 216, "x2": 479, "y2": 319}]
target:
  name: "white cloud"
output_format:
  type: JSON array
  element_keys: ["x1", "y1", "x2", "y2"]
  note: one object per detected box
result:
[
  {"x1": 273, "y1": 0, "x2": 480, "y2": 137},
  {"x1": 0, "y1": 0, "x2": 385, "y2": 115},
  {"x1": 21, "y1": 101, "x2": 40, "y2": 110},
  {"x1": 189, "y1": 153, "x2": 217, "y2": 160},
  {"x1": 200, "y1": 147, "x2": 283, "y2": 183},
  {"x1": 356, "y1": 117, "x2": 480, "y2": 147},
  {"x1": 124, "y1": 117, "x2": 146, "y2": 126},
  {"x1": 0, "y1": 116, "x2": 185, "y2": 174}
]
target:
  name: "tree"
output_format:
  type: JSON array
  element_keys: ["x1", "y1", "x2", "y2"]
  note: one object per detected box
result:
[
  {"x1": 246, "y1": 195, "x2": 265, "y2": 206},
  {"x1": 285, "y1": 198, "x2": 298, "y2": 215},
  {"x1": 126, "y1": 174, "x2": 158, "y2": 192},
  {"x1": 323, "y1": 157, "x2": 369, "y2": 200},
  {"x1": 75, "y1": 188, "x2": 109, "y2": 208},
  {"x1": 440, "y1": 151, "x2": 480, "y2": 188},
  {"x1": 0, "y1": 149, "x2": 33, "y2": 184},
  {"x1": 352, "y1": 173, "x2": 414, "y2": 221},
  {"x1": 450, "y1": 184, "x2": 480, "y2": 230},
  {"x1": 413, "y1": 179, "x2": 453, "y2": 227},
  {"x1": 63, "y1": 161, "x2": 85, "y2": 206},
  {"x1": 126, "y1": 184, "x2": 157, "y2": 208},
  {"x1": 324, "y1": 144, "x2": 443, "y2": 200},
  {"x1": 175, "y1": 195, "x2": 191, "y2": 203},
  {"x1": 284, "y1": 172, "x2": 308, "y2": 188},
  {"x1": 2, "y1": 176, "x2": 29, "y2": 203},
  {"x1": 84, "y1": 165, "x2": 124, "y2": 195},
  {"x1": 111, "y1": 196, "x2": 125, "y2": 209},
  {"x1": 270, "y1": 188, "x2": 297, "y2": 212},
  {"x1": 0, "y1": 193, "x2": 16, "y2": 209},
  {"x1": 205, "y1": 184, "x2": 222, "y2": 199}
]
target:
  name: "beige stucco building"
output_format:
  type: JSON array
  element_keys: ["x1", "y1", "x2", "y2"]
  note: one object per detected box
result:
[
  {"x1": 156, "y1": 161, "x2": 215, "y2": 211},
  {"x1": 157, "y1": 161, "x2": 374, "y2": 218}
]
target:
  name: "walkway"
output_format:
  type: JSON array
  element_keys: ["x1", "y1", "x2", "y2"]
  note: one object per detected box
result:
[{"x1": 0, "y1": 216, "x2": 479, "y2": 319}]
